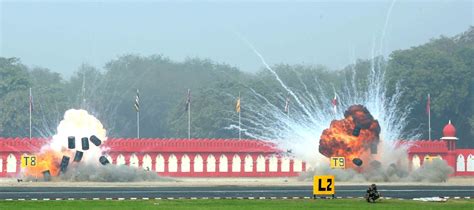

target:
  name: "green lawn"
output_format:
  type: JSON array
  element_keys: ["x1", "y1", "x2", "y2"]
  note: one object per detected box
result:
[{"x1": 0, "y1": 199, "x2": 472, "y2": 210}]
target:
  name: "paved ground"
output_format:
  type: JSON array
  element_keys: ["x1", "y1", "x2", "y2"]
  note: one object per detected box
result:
[{"x1": 0, "y1": 185, "x2": 472, "y2": 200}]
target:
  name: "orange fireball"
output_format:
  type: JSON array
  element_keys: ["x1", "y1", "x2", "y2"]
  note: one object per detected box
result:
[
  {"x1": 319, "y1": 105, "x2": 380, "y2": 166},
  {"x1": 25, "y1": 148, "x2": 73, "y2": 178}
]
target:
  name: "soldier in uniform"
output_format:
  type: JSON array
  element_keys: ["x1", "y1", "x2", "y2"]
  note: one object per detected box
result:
[{"x1": 365, "y1": 184, "x2": 381, "y2": 203}]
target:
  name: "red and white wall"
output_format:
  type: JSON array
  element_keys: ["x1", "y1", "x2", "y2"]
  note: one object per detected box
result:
[
  {"x1": 1, "y1": 121, "x2": 473, "y2": 178},
  {"x1": 405, "y1": 121, "x2": 474, "y2": 176},
  {"x1": 0, "y1": 138, "x2": 306, "y2": 177}
]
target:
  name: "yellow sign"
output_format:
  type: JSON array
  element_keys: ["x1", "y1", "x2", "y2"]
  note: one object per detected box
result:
[
  {"x1": 330, "y1": 157, "x2": 345, "y2": 169},
  {"x1": 21, "y1": 155, "x2": 37, "y2": 168},
  {"x1": 424, "y1": 155, "x2": 442, "y2": 162},
  {"x1": 313, "y1": 175, "x2": 335, "y2": 195}
]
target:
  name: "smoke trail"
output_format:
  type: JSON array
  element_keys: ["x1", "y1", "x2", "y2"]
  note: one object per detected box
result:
[
  {"x1": 240, "y1": 37, "x2": 316, "y2": 122},
  {"x1": 379, "y1": 0, "x2": 397, "y2": 55}
]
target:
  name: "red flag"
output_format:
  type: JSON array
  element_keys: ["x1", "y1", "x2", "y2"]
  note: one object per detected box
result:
[
  {"x1": 426, "y1": 94, "x2": 430, "y2": 115},
  {"x1": 331, "y1": 95, "x2": 337, "y2": 106}
]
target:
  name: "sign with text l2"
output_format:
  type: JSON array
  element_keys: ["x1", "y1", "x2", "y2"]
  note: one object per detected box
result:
[{"x1": 313, "y1": 175, "x2": 335, "y2": 195}]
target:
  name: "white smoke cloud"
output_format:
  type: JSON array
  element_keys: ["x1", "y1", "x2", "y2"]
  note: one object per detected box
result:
[
  {"x1": 299, "y1": 156, "x2": 453, "y2": 183},
  {"x1": 28, "y1": 109, "x2": 164, "y2": 182},
  {"x1": 49, "y1": 109, "x2": 107, "y2": 164},
  {"x1": 59, "y1": 164, "x2": 168, "y2": 182}
]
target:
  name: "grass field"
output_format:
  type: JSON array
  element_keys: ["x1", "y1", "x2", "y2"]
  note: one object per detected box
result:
[{"x1": 0, "y1": 199, "x2": 473, "y2": 210}]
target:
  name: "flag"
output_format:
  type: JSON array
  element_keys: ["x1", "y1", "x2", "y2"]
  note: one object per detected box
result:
[
  {"x1": 284, "y1": 95, "x2": 290, "y2": 113},
  {"x1": 29, "y1": 88, "x2": 34, "y2": 112},
  {"x1": 134, "y1": 89, "x2": 140, "y2": 112},
  {"x1": 331, "y1": 93, "x2": 337, "y2": 113},
  {"x1": 236, "y1": 96, "x2": 241, "y2": 113},
  {"x1": 185, "y1": 89, "x2": 191, "y2": 111},
  {"x1": 426, "y1": 94, "x2": 430, "y2": 115}
]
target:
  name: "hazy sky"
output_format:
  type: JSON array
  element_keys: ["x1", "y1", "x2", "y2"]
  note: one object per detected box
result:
[{"x1": 1, "y1": 1, "x2": 472, "y2": 78}]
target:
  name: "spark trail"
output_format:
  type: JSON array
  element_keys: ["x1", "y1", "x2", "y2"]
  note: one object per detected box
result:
[{"x1": 232, "y1": 40, "x2": 417, "y2": 168}]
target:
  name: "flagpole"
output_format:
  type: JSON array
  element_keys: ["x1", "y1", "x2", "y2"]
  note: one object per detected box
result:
[
  {"x1": 428, "y1": 94, "x2": 431, "y2": 140},
  {"x1": 29, "y1": 88, "x2": 32, "y2": 140},
  {"x1": 137, "y1": 89, "x2": 140, "y2": 139},
  {"x1": 238, "y1": 92, "x2": 241, "y2": 140},
  {"x1": 137, "y1": 110, "x2": 140, "y2": 139},
  {"x1": 82, "y1": 73, "x2": 86, "y2": 109},
  {"x1": 188, "y1": 89, "x2": 191, "y2": 139}
]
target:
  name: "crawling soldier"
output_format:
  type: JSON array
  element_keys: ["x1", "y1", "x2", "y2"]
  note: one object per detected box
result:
[{"x1": 365, "y1": 184, "x2": 381, "y2": 203}]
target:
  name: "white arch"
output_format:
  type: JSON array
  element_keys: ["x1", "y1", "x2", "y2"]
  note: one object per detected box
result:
[
  {"x1": 194, "y1": 155, "x2": 203, "y2": 172},
  {"x1": 207, "y1": 154, "x2": 216, "y2": 172},
  {"x1": 244, "y1": 155, "x2": 253, "y2": 172},
  {"x1": 116, "y1": 154, "x2": 125, "y2": 165},
  {"x1": 269, "y1": 155, "x2": 278, "y2": 172},
  {"x1": 412, "y1": 155, "x2": 421, "y2": 169},
  {"x1": 456, "y1": 154, "x2": 465, "y2": 172},
  {"x1": 281, "y1": 157, "x2": 290, "y2": 172},
  {"x1": 467, "y1": 154, "x2": 474, "y2": 172},
  {"x1": 181, "y1": 155, "x2": 190, "y2": 172},
  {"x1": 256, "y1": 155, "x2": 265, "y2": 172},
  {"x1": 130, "y1": 154, "x2": 139, "y2": 167},
  {"x1": 294, "y1": 159, "x2": 302, "y2": 172},
  {"x1": 6, "y1": 154, "x2": 16, "y2": 173},
  {"x1": 232, "y1": 154, "x2": 241, "y2": 172},
  {"x1": 219, "y1": 155, "x2": 228, "y2": 172},
  {"x1": 155, "y1": 154, "x2": 164, "y2": 172},
  {"x1": 168, "y1": 154, "x2": 178, "y2": 172},
  {"x1": 142, "y1": 154, "x2": 152, "y2": 171}
]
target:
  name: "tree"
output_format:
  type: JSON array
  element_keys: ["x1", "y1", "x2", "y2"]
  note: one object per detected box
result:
[
  {"x1": 386, "y1": 28, "x2": 474, "y2": 147},
  {"x1": 0, "y1": 57, "x2": 30, "y2": 136}
]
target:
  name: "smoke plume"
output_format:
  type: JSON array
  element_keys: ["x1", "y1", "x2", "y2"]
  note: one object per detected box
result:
[
  {"x1": 299, "y1": 158, "x2": 453, "y2": 183},
  {"x1": 58, "y1": 164, "x2": 169, "y2": 182}
]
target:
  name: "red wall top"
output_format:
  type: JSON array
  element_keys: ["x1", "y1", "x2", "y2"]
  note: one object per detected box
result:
[
  {"x1": 0, "y1": 138, "x2": 280, "y2": 154},
  {"x1": 397, "y1": 140, "x2": 448, "y2": 154},
  {"x1": 0, "y1": 138, "x2": 48, "y2": 152},
  {"x1": 1, "y1": 138, "x2": 469, "y2": 155},
  {"x1": 103, "y1": 138, "x2": 280, "y2": 153}
]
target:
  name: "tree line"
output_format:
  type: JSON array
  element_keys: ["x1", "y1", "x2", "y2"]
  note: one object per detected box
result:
[{"x1": 0, "y1": 27, "x2": 472, "y2": 148}]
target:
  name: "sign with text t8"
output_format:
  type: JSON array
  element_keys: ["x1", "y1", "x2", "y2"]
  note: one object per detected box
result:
[
  {"x1": 21, "y1": 155, "x2": 37, "y2": 168},
  {"x1": 313, "y1": 175, "x2": 335, "y2": 195},
  {"x1": 330, "y1": 157, "x2": 345, "y2": 169}
]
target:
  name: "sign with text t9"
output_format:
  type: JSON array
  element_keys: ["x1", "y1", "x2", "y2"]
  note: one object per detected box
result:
[
  {"x1": 313, "y1": 175, "x2": 335, "y2": 196},
  {"x1": 330, "y1": 157, "x2": 345, "y2": 169},
  {"x1": 21, "y1": 155, "x2": 37, "y2": 168}
]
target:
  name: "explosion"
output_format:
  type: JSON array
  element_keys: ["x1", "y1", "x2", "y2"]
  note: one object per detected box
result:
[
  {"x1": 25, "y1": 109, "x2": 107, "y2": 178},
  {"x1": 319, "y1": 105, "x2": 381, "y2": 167}
]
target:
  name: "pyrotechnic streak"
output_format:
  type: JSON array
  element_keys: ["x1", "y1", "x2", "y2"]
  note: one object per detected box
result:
[
  {"x1": 379, "y1": 0, "x2": 397, "y2": 55},
  {"x1": 231, "y1": 35, "x2": 417, "y2": 168},
  {"x1": 241, "y1": 38, "x2": 317, "y2": 123}
]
